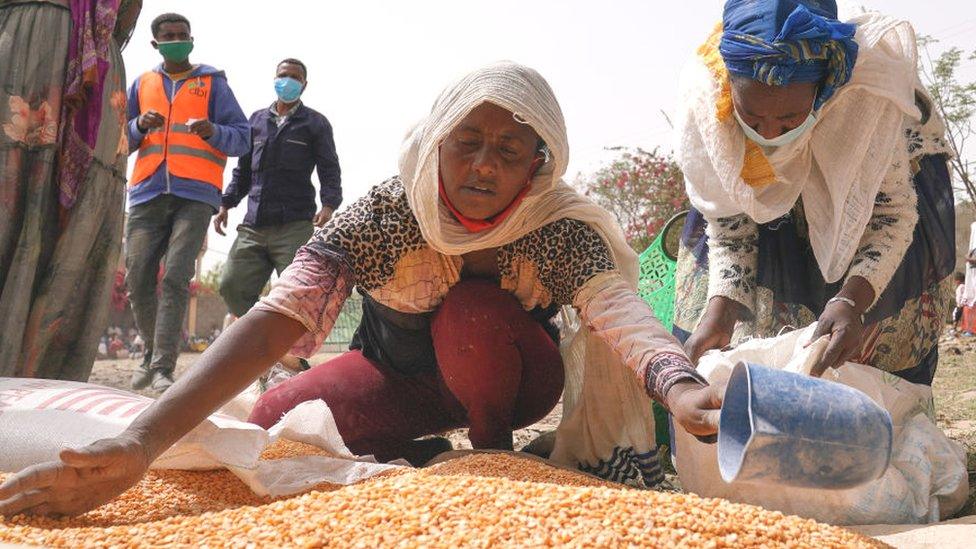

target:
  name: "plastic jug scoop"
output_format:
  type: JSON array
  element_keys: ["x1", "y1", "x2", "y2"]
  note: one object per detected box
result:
[{"x1": 717, "y1": 361, "x2": 893, "y2": 489}]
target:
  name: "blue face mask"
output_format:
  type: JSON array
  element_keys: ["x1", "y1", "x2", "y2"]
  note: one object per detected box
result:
[
  {"x1": 274, "y1": 77, "x2": 304, "y2": 103},
  {"x1": 733, "y1": 103, "x2": 817, "y2": 148}
]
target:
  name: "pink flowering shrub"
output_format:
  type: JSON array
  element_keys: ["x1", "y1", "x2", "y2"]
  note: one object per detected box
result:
[{"x1": 578, "y1": 147, "x2": 689, "y2": 252}]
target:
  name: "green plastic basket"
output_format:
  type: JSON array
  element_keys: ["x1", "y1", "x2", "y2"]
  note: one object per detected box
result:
[
  {"x1": 638, "y1": 211, "x2": 688, "y2": 451},
  {"x1": 637, "y1": 211, "x2": 687, "y2": 332}
]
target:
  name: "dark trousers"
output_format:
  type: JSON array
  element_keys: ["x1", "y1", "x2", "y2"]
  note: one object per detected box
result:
[
  {"x1": 219, "y1": 220, "x2": 314, "y2": 317},
  {"x1": 125, "y1": 195, "x2": 212, "y2": 373},
  {"x1": 248, "y1": 280, "x2": 565, "y2": 460}
]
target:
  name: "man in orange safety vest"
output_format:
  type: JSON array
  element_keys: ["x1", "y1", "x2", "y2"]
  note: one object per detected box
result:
[{"x1": 125, "y1": 13, "x2": 249, "y2": 391}]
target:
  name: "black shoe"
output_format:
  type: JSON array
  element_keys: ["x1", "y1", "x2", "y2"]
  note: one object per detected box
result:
[
  {"x1": 402, "y1": 436, "x2": 454, "y2": 467},
  {"x1": 521, "y1": 430, "x2": 557, "y2": 459}
]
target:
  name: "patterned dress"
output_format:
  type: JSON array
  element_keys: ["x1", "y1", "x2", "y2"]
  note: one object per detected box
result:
[
  {"x1": 673, "y1": 100, "x2": 956, "y2": 385},
  {"x1": 0, "y1": 0, "x2": 138, "y2": 379}
]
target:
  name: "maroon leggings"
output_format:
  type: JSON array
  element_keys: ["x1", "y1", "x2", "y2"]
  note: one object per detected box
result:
[{"x1": 248, "y1": 279, "x2": 564, "y2": 462}]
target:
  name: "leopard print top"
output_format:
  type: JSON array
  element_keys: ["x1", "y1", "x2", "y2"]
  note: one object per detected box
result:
[
  {"x1": 304, "y1": 177, "x2": 617, "y2": 309},
  {"x1": 256, "y1": 177, "x2": 702, "y2": 402}
]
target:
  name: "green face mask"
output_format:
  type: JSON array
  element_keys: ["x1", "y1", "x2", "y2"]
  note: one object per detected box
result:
[{"x1": 156, "y1": 40, "x2": 194, "y2": 63}]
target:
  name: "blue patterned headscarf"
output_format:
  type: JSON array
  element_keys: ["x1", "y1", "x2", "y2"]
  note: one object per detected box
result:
[{"x1": 720, "y1": 0, "x2": 858, "y2": 108}]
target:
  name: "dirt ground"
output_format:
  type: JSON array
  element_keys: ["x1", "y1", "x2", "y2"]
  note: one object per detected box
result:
[
  {"x1": 933, "y1": 332, "x2": 976, "y2": 516},
  {"x1": 89, "y1": 332, "x2": 976, "y2": 514}
]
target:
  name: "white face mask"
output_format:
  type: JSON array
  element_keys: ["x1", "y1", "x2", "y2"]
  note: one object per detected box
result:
[{"x1": 733, "y1": 103, "x2": 817, "y2": 148}]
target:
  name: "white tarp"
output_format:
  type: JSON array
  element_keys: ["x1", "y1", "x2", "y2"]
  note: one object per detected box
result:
[{"x1": 0, "y1": 378, "x2": 402, "y2": 497}]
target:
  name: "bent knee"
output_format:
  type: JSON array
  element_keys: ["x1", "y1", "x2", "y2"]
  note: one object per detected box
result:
[{"x1": 434, "y1": 280, "x2": 523, "y2": 330}]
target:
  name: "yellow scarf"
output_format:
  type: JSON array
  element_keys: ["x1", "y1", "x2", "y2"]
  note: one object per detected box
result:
[{"x1": 697, "y1": 25, "x2": 778, "y2": 188}]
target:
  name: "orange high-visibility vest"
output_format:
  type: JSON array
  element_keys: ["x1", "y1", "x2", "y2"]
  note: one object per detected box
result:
[{"x1": 131, "y1": 71, "x2": 227, "y2": 189}]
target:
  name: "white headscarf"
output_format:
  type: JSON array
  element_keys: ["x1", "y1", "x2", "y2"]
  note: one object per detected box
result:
[
  {"x1": 398, "y1": 60, "x2": 637, "y2": 283},
  {"x1": 676, "y1": 13, "x2": 922, "y2": 283},
  {"x1": 399, "y1": 62, "x2": 661, "y2": 481}
]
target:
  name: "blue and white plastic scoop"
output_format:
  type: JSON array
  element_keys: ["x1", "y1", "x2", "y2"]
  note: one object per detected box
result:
[{"x1": 717, "y1": 361, "x2": 893, "y2": 490}]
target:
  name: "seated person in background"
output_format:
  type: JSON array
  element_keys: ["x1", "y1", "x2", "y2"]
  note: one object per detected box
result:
[
  {"x1": 97, "y1": 338, "x2": 109, "y2": 360},
  {"x1": 108, "y1": 336, "x2": 127, "y2": 360},
  {"x1": 952, "y1": 272, "x2": 966, "y2": 334}
]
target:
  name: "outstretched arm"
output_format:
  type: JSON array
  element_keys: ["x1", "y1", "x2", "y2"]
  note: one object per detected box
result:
[{"x1": 0, "y1": 310, "x2": 305, "y2": 518}]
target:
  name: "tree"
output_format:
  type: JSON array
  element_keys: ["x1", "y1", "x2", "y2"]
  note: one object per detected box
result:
[
  {"x1": 577, "y1": 147, "x2": 689, "y2": 252},
  {"x1": 918, "y1": 36, "x2": 976, "y2": 208},
  {"x1": 198, "y1": 261, "x2": 224, "y2": 295}
]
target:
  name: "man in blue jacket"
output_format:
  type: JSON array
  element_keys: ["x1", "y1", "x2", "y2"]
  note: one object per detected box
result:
[
  {"x1": 126, "y1": 13, "x2": 250, "y2": 391},
  {"x1": 214, "y1": 58, "x2": 342, "y2": 335}
]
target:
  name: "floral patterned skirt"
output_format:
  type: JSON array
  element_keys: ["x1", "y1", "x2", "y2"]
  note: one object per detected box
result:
[
  {"x1": 672, "y1": 154, "x2": 956, "y2": 385},
  {"x1": 0, "y1": 1, "x2": 128, "y2": 379}
]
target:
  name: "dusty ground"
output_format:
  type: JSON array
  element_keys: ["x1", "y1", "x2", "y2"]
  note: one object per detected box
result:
[
  {"x1": 90, "y1": 333, "x2": 975, "y2": 511},
  {"x1": 933, "y1": 332, "x2": 976, "y2": 516}
]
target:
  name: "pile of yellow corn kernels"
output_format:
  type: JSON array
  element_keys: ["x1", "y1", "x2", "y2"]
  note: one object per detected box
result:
[{"x1": 0, "y1": 441, "x2": 886, "y2": 548}]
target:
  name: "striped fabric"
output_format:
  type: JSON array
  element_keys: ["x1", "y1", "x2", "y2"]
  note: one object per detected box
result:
[{"x1": 578, "y1": 446, "x2": 665, "y2": 488}]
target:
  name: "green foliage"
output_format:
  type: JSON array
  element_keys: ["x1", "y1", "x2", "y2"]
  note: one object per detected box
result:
[
  {"x1": 577, "y1": 147, "x2": 689, "y2": 252},
  {"x1": 198, "y1": 261, "x2": 223, "y2": 295}
]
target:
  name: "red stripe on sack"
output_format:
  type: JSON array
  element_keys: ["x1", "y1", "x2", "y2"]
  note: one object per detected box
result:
[
  {"x1": 99, "y1": 398, "x2": 141, "y2": 416},
  {"x1": 78, "y1": 395, "x2": 141, "y2": 414},
  {"x1": 120, "y1": 402, "x2": 150, "y2": 418},
  {"x1": 36, "y1": 387, "x2": 91, "y2": 410},
  {"x1": 56, "y1": 390, "x2": 133, "y2": 411}
]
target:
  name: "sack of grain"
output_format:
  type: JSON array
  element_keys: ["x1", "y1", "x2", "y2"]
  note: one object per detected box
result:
[
  {"x1": 0, "y1": 378, "x2": 401, "y2": 497},
  {"x1": 671, "y1": 325, "x2": 969, "y2": 525}
]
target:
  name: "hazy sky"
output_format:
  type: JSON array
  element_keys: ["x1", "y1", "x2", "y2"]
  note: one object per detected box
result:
[{"x1": 121, "y1": 0, "x2": 976, "y2": 270}]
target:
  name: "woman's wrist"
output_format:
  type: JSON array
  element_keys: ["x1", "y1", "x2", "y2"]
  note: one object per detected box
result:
[
  {"x1": 117, "y1": 424, "x2": 157, "y2": 467},
  {"x1": 123, "y1": 417, "x2": 174, "y2": 465},
  {"x1": 664, "y1": 379, "x2": 700, "y2": 411},
  {"x1": 835, "y1": 276, "x2": 875, "y2": 315},
  {"x1": 705, "y1": 296, "x2": 743, "y2": 331}
]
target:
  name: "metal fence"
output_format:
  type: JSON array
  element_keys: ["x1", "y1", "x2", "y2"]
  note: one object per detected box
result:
[{"x1": 321, "y1": 291, "x2": 364, "y2": 353}]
